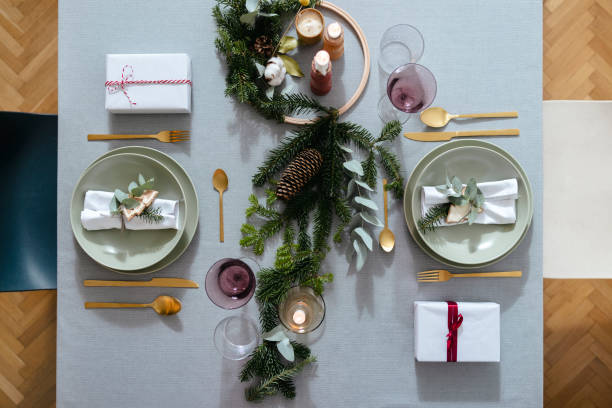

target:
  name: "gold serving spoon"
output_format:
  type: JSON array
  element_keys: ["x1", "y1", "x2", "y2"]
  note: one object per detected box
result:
[
  {"x1": 379, "y1": 179, "x2": 395, "y2": 252},
  {"x1": 213, "y1": 169, "x2": 228, "y2": 242},
  {"x1": 84, "y1": 295, "x2": 182, "y2": 315},
  {"x1": 420, "y1": 107, "x2": 518, "y2": 128}
]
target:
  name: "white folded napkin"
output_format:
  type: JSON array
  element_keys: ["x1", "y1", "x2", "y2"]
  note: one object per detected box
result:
[
  {"x1": 81, "y1": 190, "x2": 179, "y2": 230},
  {"x1": 421, "y1": 178, "x2": 518, "y2": 226},
  {"x1": 105, "y1": 53, "x2": 192, "y2": 114},
  {"x1": 414, "y1": 301, "x2": 500, "y2": 362}
]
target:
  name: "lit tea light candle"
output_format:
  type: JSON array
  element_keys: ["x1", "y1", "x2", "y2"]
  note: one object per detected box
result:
[
  {"x1": 295, "y1": 8, "x2": 324, "y2": 45},
  {"x1": 279, "y1": 286, "x2": 325, "y2": 334},
  {"x1": 293, "y1": 309, "x2": 306, "y2": 325}
]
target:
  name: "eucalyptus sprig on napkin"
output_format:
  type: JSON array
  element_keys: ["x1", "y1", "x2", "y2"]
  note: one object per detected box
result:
[
  {"x1": 108, "y1": 174, "x2": 162, "y2": 223},
  {"x1": 418, "y1": 176, "x2": 485, "y2": 233}
]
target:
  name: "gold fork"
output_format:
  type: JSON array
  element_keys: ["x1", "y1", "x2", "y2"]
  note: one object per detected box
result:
[
  {"x1": 87, "y1": 130, "x2": 190, "y2": 143},
  {"x1": 417, "y1": 269, "x2": 522, "y2": 282}
]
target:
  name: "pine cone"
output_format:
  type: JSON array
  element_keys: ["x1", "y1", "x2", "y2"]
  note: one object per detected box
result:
[
  {"x1": 276, "y1": 149, "x2": 323, "y2": 200},
  {"x1": 252, "y1": 35, "x2": 274, "y2": 58}
]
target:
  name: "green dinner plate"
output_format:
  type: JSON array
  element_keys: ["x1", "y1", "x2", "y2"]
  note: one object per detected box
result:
[
  {"x1": 404, "y1": 140, "x2": 533, "y2": 268},
  {"x1": 91, "y1": 146, "x2": 199, "y2": 275},
  {"x1": 70, "y1": 153, "x2": 187, "y2": 271}
]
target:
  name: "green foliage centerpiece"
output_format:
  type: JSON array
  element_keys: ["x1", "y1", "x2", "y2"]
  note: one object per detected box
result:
[{"x1": 214, "y1": 0, "x2": 404, "y2": 402}]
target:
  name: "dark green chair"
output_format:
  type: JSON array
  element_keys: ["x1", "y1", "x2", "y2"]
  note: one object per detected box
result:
[{"x1": 0, "y1": 112, "x2": 57, "y2": 291}]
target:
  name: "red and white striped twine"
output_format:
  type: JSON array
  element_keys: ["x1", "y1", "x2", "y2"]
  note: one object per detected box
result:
[{"x1": 105, "y1": 65, "x2": 192, "y2": 105}]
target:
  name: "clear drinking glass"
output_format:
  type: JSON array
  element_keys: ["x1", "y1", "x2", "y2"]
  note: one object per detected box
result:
[
  {"x1": 278, "y1": 286, "x2": 326, "y2": 334},
  {"x1": 379, "y1": 24, "x2": 425, "y2": 74},
  {"x1": 378, "y1": 63, "x2": 437, "y2": 124},
  {"x1": 213, "y1": 315, "x2": 260, "y2": 360},
  {"x1": 205, "y1": 257, "x2": 258, "y2": 309}
]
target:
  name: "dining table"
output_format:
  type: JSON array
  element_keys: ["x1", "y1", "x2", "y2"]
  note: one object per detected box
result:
[{"x1": 57, "y1": 0, "x2": 543, "y2": 406}]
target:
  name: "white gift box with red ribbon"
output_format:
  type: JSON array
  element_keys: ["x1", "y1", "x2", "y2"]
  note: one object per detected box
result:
[
  {"x1": 105, "y1": 53, "x2": 192, "y2": 114},
  {"x1": 414, "y1": 301, "x2": 500, "y2": 362}
]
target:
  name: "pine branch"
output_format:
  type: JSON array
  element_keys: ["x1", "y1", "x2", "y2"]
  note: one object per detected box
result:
[
  {"x1": 137, "y1": 206, "x2": 163, "y2": 224},
  {"x1": 418, "y1": 203, "x2": 450, "y2": 233},
  {"x1": 245, "y1": 356, "x2": 317, "y2": 402},
  {"x1": 376, "y1": 145, "x2": 404, "y2": 198},
  {"x1": 362, "y1": 151, "x2": 377, "y2": 189},
  {"x1": 375, "y1": 120, "x2": 402, "y2": 143}
]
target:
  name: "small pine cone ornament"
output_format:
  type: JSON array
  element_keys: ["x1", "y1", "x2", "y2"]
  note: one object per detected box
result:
[
  {"x1": 276, "y1": 149, "x2": 323, "y2": 200},
  {"x1": 252, "y1": 35, "x2": 274, "y2": 58}
]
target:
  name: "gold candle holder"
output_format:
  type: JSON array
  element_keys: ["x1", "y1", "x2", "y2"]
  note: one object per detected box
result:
[
  {"x1": 278, "y1": 286, "x2": 325, "y2": 334},
  {"x1": 295, "y1": 8, "x2": 324, "y2": 45}
]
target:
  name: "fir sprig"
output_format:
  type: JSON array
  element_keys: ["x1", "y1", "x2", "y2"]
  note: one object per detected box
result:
[
  {"x1": 137, "y1": 206, "x2": 163, "y2": 224},
  {"x1": 418, "y1": 203, "x2": 450, "y2": 233}
]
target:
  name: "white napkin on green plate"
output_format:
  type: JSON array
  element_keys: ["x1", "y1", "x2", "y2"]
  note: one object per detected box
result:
[
  {"x1": 421, "y1": 178, "x2": 518, "y2": 226},
  {"x1": 81, "y1": 190, "x2": 179, "y2": 230}
]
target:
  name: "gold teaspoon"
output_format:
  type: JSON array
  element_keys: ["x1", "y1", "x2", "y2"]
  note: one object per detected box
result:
[
  {"x1": 420, "y1": 107, "x2": 518, "y2": 128},
  {"x1": 213, "y1": 169, "x2": 229, "y2": 242},
  {"x1": 379, "y1": 179, "x2": 395, "y2": 252},
  {"x1": 84, "y1": 295, "x2": 182, "y2": 315}
]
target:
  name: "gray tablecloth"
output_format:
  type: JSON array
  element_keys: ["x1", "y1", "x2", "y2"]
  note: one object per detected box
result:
[{"x1": 57, "y1": 0, "x2": 542, "y2": 406}]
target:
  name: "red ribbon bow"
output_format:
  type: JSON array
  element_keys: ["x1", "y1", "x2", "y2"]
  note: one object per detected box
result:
[
  {"x1": 105, "y1": 64, "x2": 192, "y2": 106},
  {"x1": 446, "y1": 301, "x2": 463, "y2": 362}
]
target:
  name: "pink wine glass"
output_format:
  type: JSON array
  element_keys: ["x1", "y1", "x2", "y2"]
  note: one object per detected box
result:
[
  {"x1": 205, "y1": 257, "x2": 258, "y2": 309},
  {"x1": 378, "y1": 63, "x2": 437, "y2": 124}
]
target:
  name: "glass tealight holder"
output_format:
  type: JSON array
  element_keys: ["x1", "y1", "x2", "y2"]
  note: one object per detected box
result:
[{"x1": 278, "y1": 286, "x2": 325, "y2": 334}]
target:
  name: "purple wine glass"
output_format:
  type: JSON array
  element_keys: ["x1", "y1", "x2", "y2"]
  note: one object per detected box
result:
[
  {"x1": 378, "y1": 63, "x2": 437, "y2": 124},
  {"x1": 205, "y1": 258, "x2": 257, "y2": 309}
]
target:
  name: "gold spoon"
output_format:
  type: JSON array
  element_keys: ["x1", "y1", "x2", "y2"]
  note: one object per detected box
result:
[
  {"x1": 379, "y1": 179, "x2": 395, "y2": 252},
  {"x1": 84, "y1": 295, "x2": 182, "y2": 315},
  {"x1": 213, "y1": 169, "x2": 229, "y2": 242},
  {"x1": 420, "y1": 107, "x2": 518, "y2": 128}
]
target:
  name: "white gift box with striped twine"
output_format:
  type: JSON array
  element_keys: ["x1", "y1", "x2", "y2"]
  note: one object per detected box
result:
[{"x1": 105, "y1": 53, "x2": 192, "y2": 114}]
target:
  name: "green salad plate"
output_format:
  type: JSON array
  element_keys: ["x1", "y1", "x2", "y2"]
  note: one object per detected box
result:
[
  {"x1": 70, "y1": 152, "x2": 187, "y2": 272},
  {"x1": 90, "y1": 146, "x2": 199, "y2": 274},
  {"x1": 404, "y1": 140, "x2": 533, "y2": 268}
]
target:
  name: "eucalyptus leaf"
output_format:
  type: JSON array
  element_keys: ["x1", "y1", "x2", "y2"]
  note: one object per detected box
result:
[
  {"x1": 346, "y1": 179, "x2": 356, "y2": 197},
  {"x1": 354, "y1": 179, "x2": 373, "y2": 192},
  {"x1": 245, "y1": 0, "x2": 259, "y2": 12},
  {"x1": 359, "y1": 212, "x2": 384, "y2": 227},
  {"x1": 121, "y1": 198, "x2": 141, "y2": 209},
  {"x1": 128, "y1": 181, "x2": 139, "y2": 193},
  {"x1": 239, "y1": 10, "x2": 258, "y2": 27},
  {"x1": 262, "y1": 325, "x2": 287, "y2": 342},
  {"x1": 475, "y1": 191, "x2": 485, "y2": 208},
  {"x1": 343, "y1": 159, "x2": 364, "y2": 176},
  {"x1": 114, "y1": 189, "x2": 129, "y2": 203},
  {"x1": 353, "y1": 239, "x2": 367, "y2": 271},
  {"x1": 278, "y1": 36, "x2": 298, "y2": 54},
  {"x1": 468, "y1": 207, "x2": 479, "y2": 225},
  {"x1": 140, "y1": 178, "x2": 155, "y2": 190},
  {"x1": 138, "y1": 174, "x2": 146, "y2": 185},
  {"x1": 451, "y1": 176, "x2": 463, "y2": 194},
  {"x1": 339, "y1": 145, "x2": 353, "y2": 153},
  {"x1": 278, "y1": 55, "x2": 304, "y2": 77},
  {"x1": 276, "y1": 338, "x2": 295, "y2": 362},
  {"x1": 465, "y1": 179, "x2": 477, "y2": 200},
  {"x1": 435, "y1": 185, "x2": 449, "y2": 194},
  {"x1": 354, "y1": 196, "x2": 378, "y2": 211},
  {"x1": 352, "y1": 227, "x2": 373, "y2": 251},
  {"x1": 255, "y1": 62, "x2": 265, "y2": 78},
  {"x1": 109, "y1": 197, "x2": 119, "y2": 214},
  {"x1": 265, "y1": 86, "x2": 275, "y2": 99},
  {"x1": 448, "y1": 196, "x2": 467, "y2": 206}
]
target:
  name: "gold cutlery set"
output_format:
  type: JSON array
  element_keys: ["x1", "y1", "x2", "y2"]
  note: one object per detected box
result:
[
  {"x1": 404, "y1": 107, "x2": 519, "y2": 142},
  {"x1": 84, "y1": 278, "x2": 198, "y2": 315}
]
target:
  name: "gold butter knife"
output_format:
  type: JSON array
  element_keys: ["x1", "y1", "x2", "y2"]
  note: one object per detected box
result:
[
  {"x1": 83, "y1": 278, "x2": 199, "y2": 288},
  {"x1": 404, "y1": 128, "x2": 520, "y2": 142}
]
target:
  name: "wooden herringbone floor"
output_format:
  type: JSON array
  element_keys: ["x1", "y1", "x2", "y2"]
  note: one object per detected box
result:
[
  {"x1": 0, "y1": 0, "x2": 611, "y2": 406},
  {"x1": 544, "y1": 0, "x2": 612, "y2": 99}
]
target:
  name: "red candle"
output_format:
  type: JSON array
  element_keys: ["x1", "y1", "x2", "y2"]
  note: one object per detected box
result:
[{"x1": 310, "y1": 50, "x2": 332, "y2": 96}]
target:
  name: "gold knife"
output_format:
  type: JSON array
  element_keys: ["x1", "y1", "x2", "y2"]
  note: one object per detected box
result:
[
  {"x1": 83, "y1": 278, "x2": 199, "y2": 288},
  {"x1": 404, "y1": 128, "x2": 520, "y2": 141}
]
